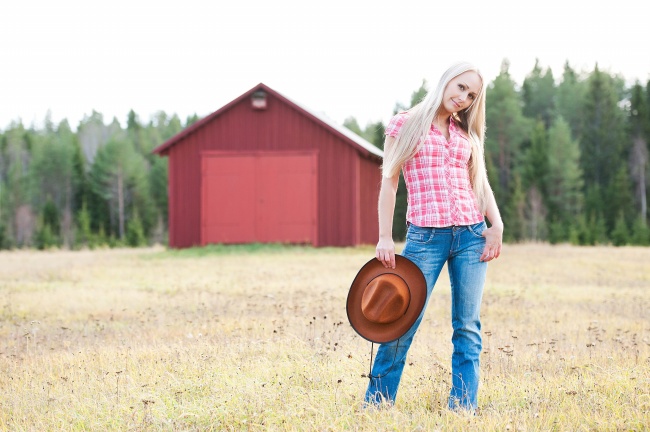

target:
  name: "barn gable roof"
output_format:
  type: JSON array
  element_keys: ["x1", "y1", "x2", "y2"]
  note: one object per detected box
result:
[{"x1": 152, "y1": 83, "x2": 383, "y2": 161}]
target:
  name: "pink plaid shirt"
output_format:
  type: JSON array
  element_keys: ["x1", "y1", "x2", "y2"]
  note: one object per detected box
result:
[{"x1": 385, "y1": 112, "x2": 484, "y2": 227}]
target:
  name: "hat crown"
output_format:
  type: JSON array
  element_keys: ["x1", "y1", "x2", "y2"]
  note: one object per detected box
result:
[{"x1": 360, "y1": 274, "x2": 410, "y2": 324}]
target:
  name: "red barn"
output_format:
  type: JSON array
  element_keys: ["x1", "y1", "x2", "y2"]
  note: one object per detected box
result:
[{"x1": 152, "y1": 83, "x2": 383, "y2": 248}]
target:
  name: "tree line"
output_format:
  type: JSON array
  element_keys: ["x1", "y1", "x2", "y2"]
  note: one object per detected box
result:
[
  {"x1": 345, "y1": 60, "x2": 650, "y2": 245},
  {"x1": 0, "y1": 110, "x2": 200, "y2": 249},
  {"x1": 1, "y1": 59, "x2": 649, "y2": 249}
]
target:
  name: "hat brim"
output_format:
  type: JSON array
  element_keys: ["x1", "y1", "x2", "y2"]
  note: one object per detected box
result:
[{"x1": 346, "y1": 255, "x2": 427, "y2": 344}]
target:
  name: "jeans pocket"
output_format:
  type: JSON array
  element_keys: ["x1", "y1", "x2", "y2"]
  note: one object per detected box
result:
[
  {"x1": 406, "y1": 224, "x2": 433, "y2": 244},
  {"x1": 467, "y1": 221, "x2": 486, "y2": 239}
]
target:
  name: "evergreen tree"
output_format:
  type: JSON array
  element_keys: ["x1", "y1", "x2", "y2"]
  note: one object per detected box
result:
[
  {"x1": 606, "y1": 166, "x2": 635, "y2": 231},
  {"x1": 343, "y1": 118, "x2": 384, "y2": 148},
  {"x1": 149, "y1": 111, "x2": 183, "y2": 143},
  {"x1": 343, "y1": 117, "x2": 363, "y2": 136},
  {"x1": 0, "y1": 222, "x2": 8, "y2": 249},
  {"x1": 569, "y1": 214, "x2": 587, "y2": 245},
  {"x1": 485, "y1": 151, "x2": 501, "y2": 207},
  {"x1": 485, "y1": 60, "x2": 533, "y2": 205},
  {"x1": 592, "y1": 214, "x2": 609, "y2": 245},
  {"x1": 580, "y1": 65, "x2": 629, "y2": 228},
  {"x1": 410, "y1": 79, "x2": 428, "y2": 107},
  {"x1": 363, "y1": 121, "x2": 385, "y2": 150},
  {"x1": 522, "y1": 59, "x2": 556, "y2": 128},
  {"x1": 185, "y1": 113, "x2": 201, "y2": 127},
  {"x1": 546, "y1": 116, "x2": 583, "y2": 237},
  {"x1": 75, "y1": 201, "x2": 93, "y2": 248},
  {"x1": 611, "y1": 212, "x2": 629, "y2": 246},
  {"x1": 630, "y1": 216, "x2": 650, "y2": 245},
  {"x1": 503, "y1": 174, "x2": 526, "y2": 242},
  {"x1": 131, "y1": 155, "x2": 156, "y2": 238},
  {"x1": 28, "y1": 119, "x2": 77, "y2": 246},
  {"x1": 35, "y1": 224, "x2": 56, "y2": 250},
  {"x1": 71, "y1": 134, "x2": 90, "y2": 213},
  {"x1": 41, "y1": 198, "x2": 60, "y2": 237},
  {"x1": 126, "y1": 208, "x2": 146, "y2": 247},
  {"x1": 127, "y1": 109, "x2": 146, "y2": 157},
  {"x1": 548, "y1": 220, "x2": 566, "y2": 244},
  {"x1": 149, "y1": 157, "x2": 168, "y2": 225},
  {"x1": 522, "y1": 120, "x2": 549, "y2": 192},
  {"x1": 36, "y1": 198, "x2": 60, "y2": 249},
  {"x1": 555, "y1": 62, "x2": 586, "y2": 139},
  {"x1": 165, "y1": 114, "x2": 183, "y2": 141},
  {"x1": 522, "y1": 121, "x2": 549, "y2": 240}
]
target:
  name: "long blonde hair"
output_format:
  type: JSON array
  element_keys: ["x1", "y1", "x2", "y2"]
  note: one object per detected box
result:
[{"x1": 382, "y1": 61, "x2": 490, "y2": 213}]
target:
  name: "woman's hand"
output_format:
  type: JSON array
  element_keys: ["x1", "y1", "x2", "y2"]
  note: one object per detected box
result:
[
  {"x1": 480, "y1": 224, "x2": 503, "y2": 262},
  {"x1": 481, "y1": 183, "x2": 504, "y2": 262},
  {"x1": 376, "y1": 237, "x2": 396, "y2": 269}
]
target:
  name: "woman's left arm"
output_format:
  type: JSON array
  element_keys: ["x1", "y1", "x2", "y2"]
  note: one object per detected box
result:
[{"x1": 480, "y1": 186, "x2": 503, "y2": 262}]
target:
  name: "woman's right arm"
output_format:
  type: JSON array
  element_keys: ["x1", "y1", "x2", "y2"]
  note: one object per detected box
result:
[{"x1": 376, "y1": 136, "x2": 400, "y2": 269}]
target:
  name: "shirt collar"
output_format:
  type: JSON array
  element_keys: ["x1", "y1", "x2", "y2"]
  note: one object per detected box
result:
[{"x1": 449, "y1": 117, "x2": 469, "y2": 139}]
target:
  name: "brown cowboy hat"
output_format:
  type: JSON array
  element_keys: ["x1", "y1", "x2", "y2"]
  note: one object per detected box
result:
[{"x1": 346, "y1": 255, "x2": 427, "y2": 344}]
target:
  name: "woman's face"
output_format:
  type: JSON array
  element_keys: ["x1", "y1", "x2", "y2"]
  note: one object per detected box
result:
[{"x1": 440, "y1": 71, "x2": 482, "y2": 116}]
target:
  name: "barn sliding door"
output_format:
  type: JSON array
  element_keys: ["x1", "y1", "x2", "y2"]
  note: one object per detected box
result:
[{"x1": 201, "y1": 152, "x2": 318, "y2": 245}]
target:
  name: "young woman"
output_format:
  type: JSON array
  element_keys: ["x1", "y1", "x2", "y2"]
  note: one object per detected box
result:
[{"x1": 367, "y1": 61, "x2": 503, "y2": 411}]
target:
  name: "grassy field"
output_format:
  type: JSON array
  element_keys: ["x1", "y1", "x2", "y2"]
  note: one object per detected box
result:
[{"x1": 0, "y1": 243, "x2": 648, "y2": 431}]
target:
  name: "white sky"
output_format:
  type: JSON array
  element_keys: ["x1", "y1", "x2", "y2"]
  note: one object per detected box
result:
[{"x1": 2, "y1": 0, "x2": 649, "y2": 132}]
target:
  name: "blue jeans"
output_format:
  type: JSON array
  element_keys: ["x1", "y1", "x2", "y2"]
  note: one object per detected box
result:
[{"x1": 365, "y1": 222, "x2": 488, "y2": 410}]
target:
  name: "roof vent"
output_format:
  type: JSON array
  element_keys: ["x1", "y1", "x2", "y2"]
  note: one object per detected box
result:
[{"x1": 251, "y1": 90, "x2": 267, "y2": 110}]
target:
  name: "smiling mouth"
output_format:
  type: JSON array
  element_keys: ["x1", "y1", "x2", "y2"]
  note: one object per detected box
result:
[{"x1": 452, "y1": 100, "x2": 461, "y2": 108}]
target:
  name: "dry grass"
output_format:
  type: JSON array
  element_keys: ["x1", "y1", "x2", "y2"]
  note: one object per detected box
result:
[{"x1": 0, "y1": 243, "x2": 648, "y2": 431}]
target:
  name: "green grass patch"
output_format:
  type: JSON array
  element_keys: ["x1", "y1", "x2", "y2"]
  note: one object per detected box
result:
[{"x1": 146, "y1": 242, "x2": 373, "y2": 259}]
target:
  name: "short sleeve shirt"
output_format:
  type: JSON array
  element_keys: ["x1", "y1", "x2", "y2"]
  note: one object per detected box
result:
[{"x1": 385, "y1": 112, "x2": 484, "y2": 227}]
